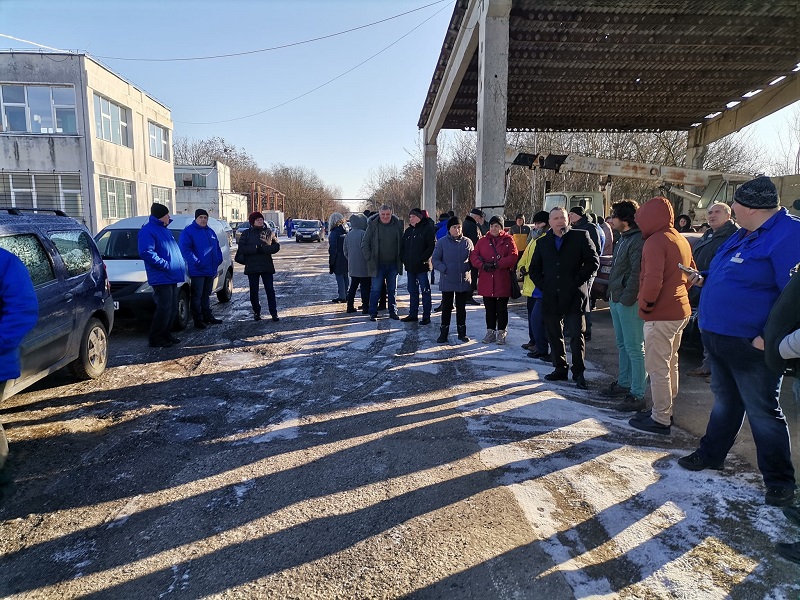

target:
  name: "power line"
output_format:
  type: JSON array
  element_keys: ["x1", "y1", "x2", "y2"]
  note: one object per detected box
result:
[
  {"x1": 94, "y1": 0, "x2": 452, "y2": 62},
  {"x1": 175, "y1": 2, "x2": 453, "y2": 125}
]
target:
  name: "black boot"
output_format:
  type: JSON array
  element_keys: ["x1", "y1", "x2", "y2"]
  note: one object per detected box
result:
[
  {"x1": 437, "y1": 326, "x2": 449, "y2": 343},
  {"x1": 346, "y1": 302, "x2": 357, "y2": 313},
  {"x1": 457, "y1": 325, "x2": 470, "y2": 342}
]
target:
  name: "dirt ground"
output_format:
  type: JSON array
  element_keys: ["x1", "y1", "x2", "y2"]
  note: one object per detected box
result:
[{"x1": 1, "y1": 238, "x2": 798, "y2": 599}]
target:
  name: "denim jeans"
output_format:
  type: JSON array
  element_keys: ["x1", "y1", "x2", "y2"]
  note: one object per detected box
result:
[
  {"x1": 248, "y1": 272, "x2": 277, "y2": 317},
  {"x1": 150, "y1": 284, "x2": 178, "y2": 343},
  {"x1": 698, "y1": 331, "x2": 795, "y2": 490},
  {"x1": 334, "y1": 272, "x2": 349, "y2": 300},
  {"x1": 529, "y1": 297, "x2": 549, "y2": 355},
  {"x1": 369, "y1": 263, "x2": 398, "y2": 316},
  {"x1": 406, "y1": 271, "x2": 432, "y2": 319},
  {"x1": 190, "y1": 275, "x2": 214, "y2": 322},
  {"x1": 609, "y1": 301, "x2": 647, "y2": 399}
]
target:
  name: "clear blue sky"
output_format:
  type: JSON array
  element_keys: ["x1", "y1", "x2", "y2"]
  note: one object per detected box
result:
[
  {"x1": 1, "y1": 0, "x2": 456, "y2": 198},
  {"x1": 2, "y1": 0, "x2": 797, "y2": 197}
]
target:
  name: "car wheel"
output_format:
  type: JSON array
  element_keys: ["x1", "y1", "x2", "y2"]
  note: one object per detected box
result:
[
  {"x1": 174, "y1": 287, "x2": 190, "y2": 331},
  {"x1": 217, "y1": 269, "x2": 233, "y2": 303},
  {"x1": 70, "y1": 317, "x2": 108, "y2": 380}
]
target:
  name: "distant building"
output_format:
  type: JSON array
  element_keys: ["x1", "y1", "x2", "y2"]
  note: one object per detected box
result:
[
  {"x1": 0, "y1": 51, "x2": 175, "y2": 234},
  {"x1": 174, "y1": 161, "x2": 248, "y2": 223}
]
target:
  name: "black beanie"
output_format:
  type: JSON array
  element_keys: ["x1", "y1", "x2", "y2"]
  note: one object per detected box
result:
[
  {"x1": 734, "y1": 176, "x2": 779, "y2": 209},
  {"x1": 151, "y1": 203, "x2": 169, "y2": 219},
  {"x1": 488, "y1": 215, "x2": 504, "y2": 227},
  {"x1": 195, "y1": 208, "x2": 209, "y2": 219},
  {"x1": 569, "y1": 206, "x2": 585, "y2": 217},
  {"x1": 409, "y1": 208, "x2": 424, "y2": 219},
  {"x1": 533, "y1": 211, "x2": 550, "y2": 224},
  {"x1": 446, "y1": 216, "x2": 461, "y2": 229}
]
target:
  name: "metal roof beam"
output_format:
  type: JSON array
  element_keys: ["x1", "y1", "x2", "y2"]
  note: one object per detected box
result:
[{"x1": 689, "y1": 72, "x2": 800, "y2": 148}]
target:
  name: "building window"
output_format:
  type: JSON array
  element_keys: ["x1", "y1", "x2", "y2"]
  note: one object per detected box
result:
[
  {"x1": 99, "y1": 176, "x2": 134, "y2": 220},
  {"x1": 0, "y1": 172, "x2": 83, "y2": 219},
  {"x1": 149, "y1": 122, "x2": 170, "y2": 161},
  {"x1": 152, "y1": 185, "x2": 173, "y2": 211},
  {"x1": 175, "y1": 172, "x2": 207, "y2": 188},
  {"x1": 93, "y1": 93, "x2": 129, "y2": 146},
  {"x1": 0, "y1": 84, "x2": 77, "y2": 134}
]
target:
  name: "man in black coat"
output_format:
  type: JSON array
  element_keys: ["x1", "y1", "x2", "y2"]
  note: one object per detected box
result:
[
  {"x1": 463, "y1": 208, "x2": 486, "y2": 305},
  {"x1": 531, "y1": 207, "x2": 599, "y2": 389},
  {"x1": 401, "y1": 208, "x2": 436, "y2": 324}
]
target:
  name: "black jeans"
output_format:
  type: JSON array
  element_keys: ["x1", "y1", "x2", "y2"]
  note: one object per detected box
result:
[
  {"x1": 190, "y1": 275, "x2": 214, "y2": 322},
  {"x1": 248, "y1": 272, "x2": 277, "y2": 317},
  {"x1": 440, "y1": 291, "x2": 469, "y2": 328},
  {"x1": 150, "y1": 284, "x2": 178, "y2": 343},
  {"x1": 346, "y1": 276, "x2": 371, "y2": 307},
  {"x1": 483, "y1": 297, "x2": 509, "y2": 330},
  {"x1": 545, "y1": 312, "x2": 586, "y2": 376}
]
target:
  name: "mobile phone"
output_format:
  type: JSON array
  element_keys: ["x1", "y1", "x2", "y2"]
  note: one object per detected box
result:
[{"x1": 678, "y1": 263, "x2": 698, "y2": 275}]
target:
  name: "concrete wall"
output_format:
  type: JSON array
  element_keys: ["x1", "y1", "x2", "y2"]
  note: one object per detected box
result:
[
  {"x1": 0, "y1": 52, "x2": 174, "y2": 234},
  {"x1": 174, "y1": 162, "x2": 247, "y2": 223}
]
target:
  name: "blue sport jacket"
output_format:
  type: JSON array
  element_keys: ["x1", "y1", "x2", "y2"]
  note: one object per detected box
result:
[
  {"x1": 179, "y1": 221, "x2": 223, "y2": 277},
  {"x1": 138, "y1": 216, "x2": 187, "y2": 286}
]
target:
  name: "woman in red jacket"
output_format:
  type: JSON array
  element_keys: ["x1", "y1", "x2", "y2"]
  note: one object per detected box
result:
[{"x1": 470, "y1": 215, "x2": 518, "y2": 344}]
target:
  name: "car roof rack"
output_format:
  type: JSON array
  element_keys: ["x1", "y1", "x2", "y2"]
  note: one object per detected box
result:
[{"x1": 0, "y1": 207, "x2": 69, "y2": 217}]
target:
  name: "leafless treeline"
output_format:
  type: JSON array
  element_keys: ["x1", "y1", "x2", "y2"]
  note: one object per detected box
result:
[
  {"x1": 360, "y1": 128, "x2": 774, "y2": 221},
  {"x1": 173, "y1": 135, "x2": 348, "y2": 220}
]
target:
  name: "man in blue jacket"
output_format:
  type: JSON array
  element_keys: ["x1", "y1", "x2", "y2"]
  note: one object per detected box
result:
[
  {"x1": 139, "y1": 203, "x2": 187, "y2": 347},
  {"x1": 0, "y1": 248, "x2": 38, "y2": 386},
  {"x1": 179, "y1": 209, "x2": 223, "y2": 329},
  {"x1": 678, "y1": 176, "x2": 800, "y2": 508}
]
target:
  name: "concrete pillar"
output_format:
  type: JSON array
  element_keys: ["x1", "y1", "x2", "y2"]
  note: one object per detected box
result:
[
  {"x1": 422, "y1": 138, "x2": 437, "y2": 217},
  {"x1": 475, "y1": 0, "x2": 511, "y2": 220}
]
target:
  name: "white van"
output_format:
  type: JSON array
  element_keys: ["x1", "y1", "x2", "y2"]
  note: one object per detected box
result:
[{"x1": 94, "y1": 215, "x2": 234, "y2": 330}]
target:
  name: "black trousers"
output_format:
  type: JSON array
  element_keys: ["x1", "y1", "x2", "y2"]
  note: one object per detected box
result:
[
  {"x1": 545, "y1": 312, "x2": 586, "y2": 376},
  {"x1": 483, "y1": 297, "x2": 509, "y2": 330},
  {"x1": 150, "y1": 284, "x2": 178, "y2": 343},
  {"x1": 440, "y1": 291, "x2": 469, "y2": 328},
  {"x1": 346, "y1": 276, "x2": 371, "y2": 307}
]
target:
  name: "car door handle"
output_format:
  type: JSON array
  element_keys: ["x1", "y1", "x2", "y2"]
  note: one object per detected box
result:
[{"x1": 64, "y1": 293, "x2": 73, "y2": 301}]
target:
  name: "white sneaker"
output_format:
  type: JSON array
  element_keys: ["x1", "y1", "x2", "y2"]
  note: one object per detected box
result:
[
  {"x1": 482, "y1": 329, "x2": 496, "y2": 343},
  {"x1": 496, "y1": 329, "x2": 507, "y2": 345}
]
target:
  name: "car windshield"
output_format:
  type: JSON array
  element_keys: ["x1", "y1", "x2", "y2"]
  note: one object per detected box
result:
[
  {"x1": 296, "y1": 220, "x2": 319, "y2": 228},
  {"x1": 95, "y1": 229, "x2": 180, "y2": 259}
]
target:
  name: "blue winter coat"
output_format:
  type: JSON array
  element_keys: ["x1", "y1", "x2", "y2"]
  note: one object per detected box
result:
[
  {"x1": 179, "y1": 221, "x2": 223, "y2": 277},
  {"x1": 432, "y1": 233, "x2": 473, "y2": 293},
  {"x1": 138, "y1": 215, "x2": 187, "y2": 286},
  {"x1": 435, "y1": 219, "x2": 448, "y2": 240},
  {"x1": 0, "y1": 248, "x2": 39, "y2": 381}
]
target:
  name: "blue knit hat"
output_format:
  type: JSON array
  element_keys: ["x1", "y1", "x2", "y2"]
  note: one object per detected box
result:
[{"x1": 734, "y1": 176, "x2": 778, "y2": 209}]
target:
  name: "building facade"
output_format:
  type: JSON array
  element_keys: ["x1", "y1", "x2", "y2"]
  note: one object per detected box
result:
[
  {"x1": 174, "y1": 161, "x2": 248, "y2": 224},
  {"x1": 0, "y1": 51, "x2": 174, "y2": 234}
]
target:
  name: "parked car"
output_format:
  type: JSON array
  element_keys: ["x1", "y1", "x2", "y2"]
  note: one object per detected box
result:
[
  {"x1": 94, "y1": 215, "x2": 233, "y2": 330},
  {"x1": 294, "y1": 219, "x2": 326, "y2": 243},
  {"x1": 0, "y1": 210, "x2": 115, "y2": 401},
  {"x1": 218, "y1": 220, "x2": 234, "y2": 246},
  {"x1": 234, "y1": 219, "x2": 276, "y2": 243}
]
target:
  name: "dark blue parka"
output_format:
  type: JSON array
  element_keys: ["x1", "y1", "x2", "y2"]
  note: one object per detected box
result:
[
  {"x1": 179, "y1": 220, "x2": 223, "y2": 277},
  {"x1": 328, "y1": 224, "x2": 348, "y2": 275},
  {"x1": 138, "y1": 216, "x2": 187, "y2": 285}
]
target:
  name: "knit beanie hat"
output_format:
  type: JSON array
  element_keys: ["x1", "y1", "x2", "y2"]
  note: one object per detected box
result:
[
  {"x1": 488, "y1": 215, "x2": 504, "y2": 227},
  {"x1": 734, "y1": 176, "x2": 779, "y2": 209},
  {"x1": 470, "y1": 208, "x2": 485, "y2": 218},
  {"x1": 151, "y1": 203, "x2": 169, "y2": 219},
  {"x1": 532, "y1": 210, "x2": 550, "y2": 224},
  {"x1": 409, "y1": 208, "x2": 424, "y2": 219},
  {"x1": 248, "y1": 211, "x2": 264, "y2": 226},
  {"x1": 569, "y1": 206, "x2": 585, "y2": 217},
  {"x1": 195, "y1": 208, "x2": 209, "y2": 219},
  {"x1": 446, "y1": 216, "x2": 461, "y2": 229},
  {"x1": 439, "y1": 212, "x2": 450, "y2": 221}
]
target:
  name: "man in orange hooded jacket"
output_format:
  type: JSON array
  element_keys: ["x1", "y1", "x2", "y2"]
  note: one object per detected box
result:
[{"x1": 629, "y1": 196, "x2": 696, "y2": 434}]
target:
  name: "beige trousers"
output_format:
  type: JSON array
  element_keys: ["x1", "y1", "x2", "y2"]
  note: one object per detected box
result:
[{"x1": 643, "y1": 318, "x2": 689, "y2": 426}]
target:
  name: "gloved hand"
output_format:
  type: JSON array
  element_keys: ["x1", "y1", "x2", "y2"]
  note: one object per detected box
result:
[
  {"x1": 483, "y1": 261, "x2": 497, "y2": 272},
  {"x1": 256, "y1": 245, "x2": 264, "y2": 254}
]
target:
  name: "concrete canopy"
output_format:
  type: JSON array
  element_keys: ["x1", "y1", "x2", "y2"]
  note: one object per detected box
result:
[{"x1": 418, "y1": 0, "x2": 800, "y2": 136}]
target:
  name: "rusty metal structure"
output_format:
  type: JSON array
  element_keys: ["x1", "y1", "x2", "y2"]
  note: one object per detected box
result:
[
  {"x1": 419, "y1": 1, "x2": 800, "y2": 133},
  {"x1": 247, "y1": 182, "x2": 285, "y2": 215}
]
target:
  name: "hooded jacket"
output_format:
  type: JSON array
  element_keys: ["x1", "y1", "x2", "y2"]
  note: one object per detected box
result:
[
  {"x1": 361, "y1": 214, "x2": 404, "y2": 277},
  {"x1": 571, "y1": 214, "x2": 602, "y2": 256},
  {"x1": 402, "y1": 217, "x2": 436, "y2": 274},
  {"x1": 607, "y1": 225, "x2": 644, "y2": 306},
  {"x1": 469, "y1": 230, "x2": 518, "y2": 298},
  {"x1": 0, "y1": 248, "x2": 39, "y2": 382},
  {"x1": 239, "y1": 226, "x2": 280, "y2": 275},
  {"x1": 434, "y1": 218, "x2": 449, "y2": 240},
  {"x1": 138, "y1": 215, "x2": 187, "y2": 286},
  {"x1": 432, "y1": 233, "x2": 473, "y2": 293},
  {"x1": 178, "y1": 220, "x2": 223, "y2": 278},
  {"x1": 343, "y1": 214, "x2": 369, "y2": 278},
  {"x1": 636, "y1": 197, "x2": 694, "y2": 321}
]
